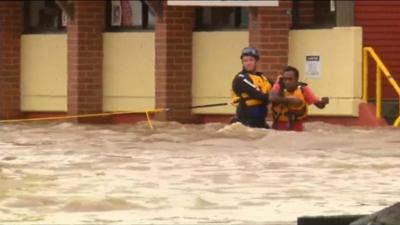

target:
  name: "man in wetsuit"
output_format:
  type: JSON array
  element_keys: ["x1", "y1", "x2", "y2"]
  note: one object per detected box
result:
[
  {"x1": 231, "y1": 47, "x2": 272, "y2": 128},
  {"x1": 269, "y1": 66, "x2": 329, "y2": 131}
]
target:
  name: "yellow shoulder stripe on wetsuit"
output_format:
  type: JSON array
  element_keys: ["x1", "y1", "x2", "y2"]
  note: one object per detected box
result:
[{"x1": 231, "y1": 73, "x2": 271, "y2": 107}]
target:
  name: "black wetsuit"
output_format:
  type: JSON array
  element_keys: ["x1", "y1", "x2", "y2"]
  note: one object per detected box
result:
[{"x1": 231, "y1": 70, "x2": 271, "y2": 128}]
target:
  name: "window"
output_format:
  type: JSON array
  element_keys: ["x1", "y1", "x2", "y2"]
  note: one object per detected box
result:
[
  {"x1": 292, "y1": 0, "x2": 336, "y2": 29},
  {"x1": 106, "y1": 0, "x2": 155, "y2": 31},
  {"x1": 25, "y1": 0, "x2": 66, "y2": 33},
  {"x1": 194, "y1": 7, "x2": 248, "y2": 31}
]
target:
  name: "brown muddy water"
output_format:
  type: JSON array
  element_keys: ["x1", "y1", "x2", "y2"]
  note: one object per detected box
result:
[{"x1": 0, "y1": 122, "x2": 399, "y2": 224}]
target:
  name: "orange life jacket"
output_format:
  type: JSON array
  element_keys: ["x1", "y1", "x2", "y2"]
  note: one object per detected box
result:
[{"x1": 272, "y1": 86, "x2": 308, "y2": 123}]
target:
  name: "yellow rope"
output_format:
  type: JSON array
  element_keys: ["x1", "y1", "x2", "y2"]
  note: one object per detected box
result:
[
  {"x1": 0, "y1": 111, "x2": 136, "y2": 123},
  {"x1": 0, "y1": 103, "x2": 228, "y2": 129},
  {"x1": 145, "y1": 108, "x2": 168, "y2": 130},
  {"x1": 145, "y1": 111, "x2": 154, "y2": 130},
  {"x1": 0, "y1": 108, "x2": 168, "y2": 129}
]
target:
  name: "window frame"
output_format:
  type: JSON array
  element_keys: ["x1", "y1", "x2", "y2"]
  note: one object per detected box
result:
[
  {"x1": 291, "y1": 0, "x2": 337, "y2": 30},
  {"x1": 105, "y1": 0, "x2": 155, "y2": 32},
  {"x1": 193, "y1": 7, "x2": 249, "y2": 32},
  {"x1": 24, "y1": 0, "x2": 66, "y2": 34}
]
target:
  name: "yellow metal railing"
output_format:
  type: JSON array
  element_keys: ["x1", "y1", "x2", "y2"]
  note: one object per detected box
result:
[{"x1": 363, "y1": 47, "x2": 400, "y2": 127}]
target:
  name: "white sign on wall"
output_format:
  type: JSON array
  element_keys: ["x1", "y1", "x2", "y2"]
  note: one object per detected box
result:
[
  {"x1": 167, "y1": 0, "x2": 279, "y2": 7},
  {"x1": 305, "y1": 55, "x2": 321, "y2": 78}
]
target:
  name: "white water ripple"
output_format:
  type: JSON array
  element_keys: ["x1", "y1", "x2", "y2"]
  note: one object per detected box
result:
[{"x1": 0, "y1": 122, "x2": 399, "y2": 224}]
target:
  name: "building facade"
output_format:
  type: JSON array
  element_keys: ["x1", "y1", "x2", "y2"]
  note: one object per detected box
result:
[{"x1": 0, "y1": 0, "x2": 398, "y2": 125}]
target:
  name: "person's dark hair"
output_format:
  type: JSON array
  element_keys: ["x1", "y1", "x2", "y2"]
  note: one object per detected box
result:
[{"x1": 282, "y1": 66, "x2": 299, "y2": 80}]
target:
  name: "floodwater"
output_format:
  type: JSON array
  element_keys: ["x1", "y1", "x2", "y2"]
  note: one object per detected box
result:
[{"x1": 0, "y1": 121, "x2": 399, "y2": 225}]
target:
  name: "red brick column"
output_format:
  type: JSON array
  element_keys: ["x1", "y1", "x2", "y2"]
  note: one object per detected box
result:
[
  {"x1": 0, "y1": 1, "x2": 23, "y2": 119},
  {"x1": 155, "y1": 4, "x2": 194, "y2": 123},
  {"x1": 249, "y1": 0, "x2": 292, "y2": 78},
  {"x1": 67, "y1": 1, "x2": 105, "y2": 120}
]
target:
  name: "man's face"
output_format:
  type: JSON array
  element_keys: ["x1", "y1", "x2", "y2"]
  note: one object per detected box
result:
[
  {"x1": 241, "y1": 56, "x2": 257, "y2": 72},
  {"x1": 282, "y1": 70, "x2": 298, "y2": 91}
]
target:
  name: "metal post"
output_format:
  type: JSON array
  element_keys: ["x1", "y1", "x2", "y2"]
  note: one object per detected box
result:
[
  {"x1": 376, "y1": 66, "x2": 382, "y2": 118},
  {"x1": 394, "y1": 115, "x2": 400, "y2": 127},
  {"x1": 363, "y1": 48, "x2": 369, "y2": 102}
]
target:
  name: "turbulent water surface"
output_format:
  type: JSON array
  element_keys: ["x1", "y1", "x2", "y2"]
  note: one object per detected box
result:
[{"x1": 0, "y1": 121, "x2": 399, "y2": 224}]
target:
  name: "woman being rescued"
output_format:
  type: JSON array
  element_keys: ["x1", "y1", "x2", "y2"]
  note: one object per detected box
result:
[{"x1": 269, "y1": 66, "x2": 330, "y2": 132}]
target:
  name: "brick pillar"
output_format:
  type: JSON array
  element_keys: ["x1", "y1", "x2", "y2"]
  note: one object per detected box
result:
[
  {"x1": 155, "y1": 4, "x2": 194, "y2": 123},
  {"x1": 249, "y1": 0, "x2": 292, "y2": 78},
  {"x1": 0, "y1": 1, "x2": 23, "y2": 119},
  {"x1": 67, "y1": 1, "x2": 105, "y2": 120}
]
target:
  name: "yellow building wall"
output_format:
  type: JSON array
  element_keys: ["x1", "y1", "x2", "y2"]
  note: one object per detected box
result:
[
  {"x1": 103, "y1": 32, "x2": 155, "y2": 112},
  {"x1": 21, "y1": 34, "x2": 67, "y2": 111},
  {"x1": 288, "y1": 27, "x2": 362, "y2": 116},
  {"x1": 192, "y1": 31, "x2": 248, "y2": 114}
]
